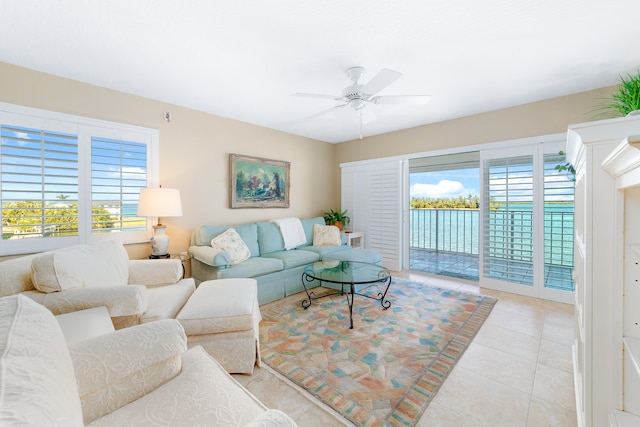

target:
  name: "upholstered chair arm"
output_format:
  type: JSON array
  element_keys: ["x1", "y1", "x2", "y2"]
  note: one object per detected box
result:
[
  {"x1": 22, "y1": 285, "x2": 147, "y2": 317},
  {"x1": 189, "y1": 245, "x2": 232, "y2": 268},
  {"x1": 69, "y1": 319, "x2": 188, "y2": 424},
  {"x1": 128, "y1": 259, "x2": 183, "y2": 286}
]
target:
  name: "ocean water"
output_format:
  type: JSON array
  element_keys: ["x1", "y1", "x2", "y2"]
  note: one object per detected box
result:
[{"x1": 409, "y1": 204, "x2": 574, "y2": 267}]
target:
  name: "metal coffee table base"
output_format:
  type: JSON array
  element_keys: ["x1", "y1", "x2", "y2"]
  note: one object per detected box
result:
[{"x1": 301, "y1": 273, "x2": 392, "y2": 329}]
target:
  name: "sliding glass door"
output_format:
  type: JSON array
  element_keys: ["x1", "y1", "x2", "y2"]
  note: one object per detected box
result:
[{"x1": 480, "y1": 143, "x2": 574, "y2": 303}]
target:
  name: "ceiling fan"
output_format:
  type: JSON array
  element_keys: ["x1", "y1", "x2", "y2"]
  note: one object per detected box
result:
[{"x1": 293, "y1": 66, "x2": 432, "y2": 138}]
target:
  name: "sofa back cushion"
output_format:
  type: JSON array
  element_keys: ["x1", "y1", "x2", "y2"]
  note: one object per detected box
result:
[
  {"x1": 0, "y1": 253, "x2": 39, "y2": 297},
  {"x1": 31, "y1": 240, "x2": 129, "y2": 293},
  {"x1": 0, "y1": 295, "x2": 84, "y2": 426},
  {"x1": 196, "y1": 223, "x2": 259, "y2": 257},
  {"x1": 256, "y1": 221, "x2": 285, "y2": 255},
  {"x1": 299, "y1": 217, "x2": 326, "y2": 247}
]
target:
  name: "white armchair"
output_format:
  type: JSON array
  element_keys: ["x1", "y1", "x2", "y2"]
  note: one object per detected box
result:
[
  {"x1": 0, "y1": 240, "x2": 195, "y2": 329},
  {"x1": 0, "y1": 295, "x2": 298, "y2": 426}
]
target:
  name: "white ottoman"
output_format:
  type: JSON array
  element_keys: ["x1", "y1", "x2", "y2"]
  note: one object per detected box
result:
[{"x1": 176, "y1": 278, "x2": 262, "y2": 374}]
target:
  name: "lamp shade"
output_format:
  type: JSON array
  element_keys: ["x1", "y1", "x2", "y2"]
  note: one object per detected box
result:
[{"x1": 137, "y1": 188, "x2": 182, "y2": 223}]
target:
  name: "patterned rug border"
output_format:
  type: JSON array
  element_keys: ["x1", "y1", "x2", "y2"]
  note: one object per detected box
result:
[{"x1": 260, "y1": 279, "x2": 498, "y2": 427}]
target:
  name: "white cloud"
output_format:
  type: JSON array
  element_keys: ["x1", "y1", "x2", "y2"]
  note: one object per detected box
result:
[{"x1": 410, "y1": 180, "x2": 467, "y2": 198}]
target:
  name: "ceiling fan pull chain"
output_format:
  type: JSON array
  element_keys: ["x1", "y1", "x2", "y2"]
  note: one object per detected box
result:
[{"x1": 359, "y1": 110, "x2": 364, "y2": 140}]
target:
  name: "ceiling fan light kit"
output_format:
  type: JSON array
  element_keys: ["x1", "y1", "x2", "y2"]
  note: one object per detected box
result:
[{"x1": 294, "y1": 66, "x2": 432, "y2": 139}]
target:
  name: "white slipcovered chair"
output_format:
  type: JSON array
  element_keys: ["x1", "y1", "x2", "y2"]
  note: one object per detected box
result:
[
  {"x1": 0, "y1": 240, "x2": 195, "y2": 329},
  {"x1": 0, "y1": 295, "x2": 298, "y2": 426}
]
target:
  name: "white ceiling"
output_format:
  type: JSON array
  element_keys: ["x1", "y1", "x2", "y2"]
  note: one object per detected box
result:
[{"x1": 1, "y1": 1, "x2": 640, "y2": 143}]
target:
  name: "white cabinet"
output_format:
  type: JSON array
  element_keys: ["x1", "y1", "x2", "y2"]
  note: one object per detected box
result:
[{"x1": 567, "y1": 114, "x2": 640, "y2": 427}]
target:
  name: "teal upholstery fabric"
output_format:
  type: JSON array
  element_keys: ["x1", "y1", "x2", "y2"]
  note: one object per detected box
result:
[
  {"x1": 189, "y1": 245, "x2": 232, "y2": 268},
  {"x1": 256, "y1": 222, "x2": 285, "y2": 255},
  {"x1": 324, "y1": 248, "x2": 383, "y2": 265},
  {"x1": 196, "y1": 223, "x2": 259, "y2": 257},
  {"x1": 298, "y1": 245, "x2": 350, "y2": 257},
  {"x1": 261, "y1": 249, "x2": 320, "y2": 269},
  {"x1": 298, "y1": 217, "x2": 326, "y2": 247},
  {"x1": 216, "y1": 257, "x2": 283, "y2": 279}
]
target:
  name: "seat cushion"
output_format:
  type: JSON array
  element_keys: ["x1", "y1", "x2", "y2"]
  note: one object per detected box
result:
[
  {"x1": 177, "y1": 279, "x2": 258, "y2": 335},
  {"x1": 215, "y1": 257, "x2": 283, "y2": 279},
  {"x1": 86, "y1": 346, "x2": 268, "y2": 427},
  {"x1": 324, "y1": 248, "x2": 383, "y2": 264},
  {"x1": 0, "y1": 295, "x2": 84, "y2": 426},
  {"x1": 297, "y1": 245, "x2": 351, "y2": 258},
  {"x1": 140, "y1": 279, "x2": 196, "y2": 323},
  {"x1": 261, "y1": 249, "x2": 319, "y2": 269}
]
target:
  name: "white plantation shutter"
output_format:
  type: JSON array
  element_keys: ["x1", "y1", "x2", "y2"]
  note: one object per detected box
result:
[
  {"x1": 91, "y1": 136, "x2": 148, "y2": 233},
  {"x1": 0, "y1": 103, "x2": 158, "y2": 255},
  {"x1": 341, "y1": 160, "x2": 402, "y2": 271},
  {"x1": 1, "y1": 124, "x2": 79, "y2": 239},
  {"x1": 483, "y1": 155, "x2": 535, "y2": 287}
]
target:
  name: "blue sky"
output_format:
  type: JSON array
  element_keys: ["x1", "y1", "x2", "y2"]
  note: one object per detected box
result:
[{"x1": 410, "y1": 168, "x2": 479, "y2": 199}]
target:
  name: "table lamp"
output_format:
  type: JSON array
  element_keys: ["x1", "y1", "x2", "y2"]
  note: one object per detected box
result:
[{"x1": 137, "y1": 187, "x2": 182, "y2": 257}]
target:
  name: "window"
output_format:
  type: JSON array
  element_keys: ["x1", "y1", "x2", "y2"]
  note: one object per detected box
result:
[{"x1": 0, "y1": 103, "x2": 158, "y2": 255}]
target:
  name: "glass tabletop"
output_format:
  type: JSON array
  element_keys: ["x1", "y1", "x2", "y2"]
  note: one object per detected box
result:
[{"x1": 303, "y1": 260, "x2": 390, "y2": 285}]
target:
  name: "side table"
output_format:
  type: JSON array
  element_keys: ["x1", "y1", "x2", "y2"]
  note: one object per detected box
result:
[
  {"x1": 171, "y1": 253, "x2": 192, "y2": 279},
  {"x1": 343, "y1": 231, "x2": 364, "y2": 249}
]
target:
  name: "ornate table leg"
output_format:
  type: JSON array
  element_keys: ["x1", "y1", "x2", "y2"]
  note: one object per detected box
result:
[{"x1": 301, "y1": 272, "x2": 316, "y2": 309}]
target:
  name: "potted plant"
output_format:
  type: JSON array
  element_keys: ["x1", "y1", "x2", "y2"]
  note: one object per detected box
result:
[
  {"x1": 323, "y1": 208, "x2": 351, "y2": 230},
  {"x1": 594, "y1": 70, "x2": 640, "y2": 119}
]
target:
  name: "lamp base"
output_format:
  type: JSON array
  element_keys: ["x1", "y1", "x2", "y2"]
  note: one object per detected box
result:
[
  {"x1": 149, "y1": 253, "x2": 171, "y2": 259},
  {"x1": 150, "y1": 225, "x2": 170, "y2": 256}
]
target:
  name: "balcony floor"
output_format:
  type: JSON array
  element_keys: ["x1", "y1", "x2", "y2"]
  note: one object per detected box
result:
[{"x1": 409, "y1": 248, "x2": 573, "y2": 291}]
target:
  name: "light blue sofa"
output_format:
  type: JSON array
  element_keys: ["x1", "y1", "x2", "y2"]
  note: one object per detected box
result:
[{"x1": 189, "y1": 217, "x2": 381, "y2": 304}]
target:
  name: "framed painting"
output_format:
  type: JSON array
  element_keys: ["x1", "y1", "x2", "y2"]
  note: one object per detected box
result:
[{"x1": 230, "y1": 154, "x2": 290, "y2": 208}]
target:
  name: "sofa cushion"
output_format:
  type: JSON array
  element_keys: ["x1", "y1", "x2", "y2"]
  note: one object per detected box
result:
[
  {"x1": 0, "y1": 295, "x2": 84, "y2": 426},
  {"x1": 140, "y1": 279, "x2": 195, "y2": 323},
  {"x1": 216, "y1": 257, "x2": 283, "y2": 279},
  {"x1": 261, "y1": 249, "x2": 320, "y2": 270},
  {"x1": 196, "y1": 223, "x2": 260, "y2": 257},
  {"x1": 31, "y1": 240, "x2": 129, "y2": 293},
  {"x1": 324, "y1": 248, "x2": 383, "y2": 264},
  {"x1": 85, "y1": 346, "x2": 269, "y2": 427},
  {"x1": 256, "y1": 221, "x2": 285, "y2": 255},
  {"x1": 299, "y1": 217, "x2": 325, "y2": 247},
  {"x1": 297, "y1": 245, "x2": 351, "y2": 258},
  {"x1": 312, "y1": 223, "x2": 341, "y2": 246},
  {"x1": 177, "y1": 279, "x2": 257, "y2": 335},
  {"x1": 70, "y1": 319, "x2": 187, "y2": 424},
  {"x1": 211, "y1": 228, "x2": 251, "y2": 265}
]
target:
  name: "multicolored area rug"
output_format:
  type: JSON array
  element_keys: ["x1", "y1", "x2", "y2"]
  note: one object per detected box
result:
[{"x1": 259, "y1": 279, "x2": 497, "y2": 427}]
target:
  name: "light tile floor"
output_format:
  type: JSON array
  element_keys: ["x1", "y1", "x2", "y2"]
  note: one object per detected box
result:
[{"x1": 233, "y1": 270, "x2": 577, "y2": 427}]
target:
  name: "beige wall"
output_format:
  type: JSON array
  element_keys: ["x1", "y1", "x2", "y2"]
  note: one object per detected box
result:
[
  {"x1": 336, "y1": 86, "x2": 616, "y2": 163},
  {"x1": 0, "y1": 62, "x2": 336, "y2": 259}
]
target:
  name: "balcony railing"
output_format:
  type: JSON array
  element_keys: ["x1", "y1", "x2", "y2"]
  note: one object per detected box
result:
[
  {"x1": 409, "y1": 208, "x2": 573, "y2": 290},
  {"x1": 410, "y1": 208, "x2": 479, "y2": 255}
]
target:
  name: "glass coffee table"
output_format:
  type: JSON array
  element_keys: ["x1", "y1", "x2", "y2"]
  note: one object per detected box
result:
[{"x1": 301, "y1": 260, "x2": 392, "y2": 329}]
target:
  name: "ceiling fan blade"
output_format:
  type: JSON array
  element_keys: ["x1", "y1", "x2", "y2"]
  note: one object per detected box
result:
[
  {"x1": 306, "y1": 104, "x2": 347, "y2": 120},
  {"x1": 292, "y1": 92, "x2": 340, "y2": 100},
  {"x1": 362, "y1": 69, "x2": 402, "y2": 96},
  {"x1": 371, "y1": 95, "x2": 432, "y2": 105}
]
